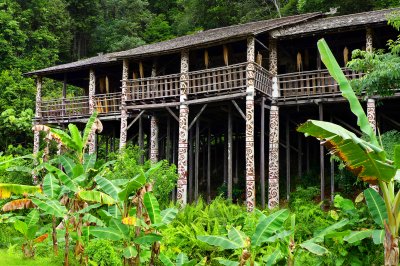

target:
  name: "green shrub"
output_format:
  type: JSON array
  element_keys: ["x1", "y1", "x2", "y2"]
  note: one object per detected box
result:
[
  {"x1": 0, "y1": 224, "x2": 18, "y2": 248},
  {"x1": 85, "y1": 239, "x2": 121, "y2": 266}
]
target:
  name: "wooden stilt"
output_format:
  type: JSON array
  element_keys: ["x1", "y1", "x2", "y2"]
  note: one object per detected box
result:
[
  {"x1": 319, "y1": 102, "x2": 325, "y2": 202},
  {"x1": 88, "y1": 69, "x2": 96, "y2": 154},
  {"x1": 298, "y1": 134, "x2": 302, "y2": 178},
  {"x1": 286, "y1": 115, "x2": 290, "y2": 200},
  {"x1": 119, "y1": 59, "x2": 129, "y2": 149},
  {"x1": 189, "y1": 129, "x2": 193, "y2": 203},
  {"x1": 330, "y1": 115, "x2": 335, "y2": 203},
  {"x1": 195, "y1": 120, "x2": 200, "y2": 201},
  {"x1": 224, "y1": 131, "x2": 227, "y2": 186},
  {"x1": 306, "y1": 139, "x2": 310, "y2": 173},
  {"x1": 260, "y1": 97, "x2": 266, "y2": 209},
  {"x1": 268, "y1": 104, "x2": 280, "y2": 209},
  {"x1": 172, "y1": 123, "x2": 177, "y2": 165},
  {"x1": 207, "y1": 127, "x2": 211, "y2": 203},
  {"x1": 139, "y1": 116, "x2": 144, "y2": 164},
  {"x1": 166, "y1": 117, "x2": 171, "y2": 162},
  {"x1": 228, "y1": 106, "x2": 233, "y2": 199},
  {"x1": 150, "y1": 115, "x2": 159, "y2": 163},
  {"x1": 235, "y1": 126, "x2": 239, "y2": 185}
]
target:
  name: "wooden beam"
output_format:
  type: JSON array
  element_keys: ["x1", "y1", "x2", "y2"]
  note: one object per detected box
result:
[
  {"x1": 207, "y1": 127, "x2": 211, "y2": 203},
  {"x1": 166, "y1": 106, "x2": 179, "y2": 122},
  {"x1": 189, "y1": 104, "x2": 208, "y2": 130},
  {"x1": 166, "y1": 117, "x2": 171, "y2": 162},
  {"x1": 319, "y1": 102, "x2": 325, "y2": 202},
  {"x1": 189, "y1": 129, "x2": 193, "y2": 203},
  {"x1": 228, "y1": 106, "x2": 233, "y2": 199},
  {"x1": 126, "y1": 92, "x2": 247, "y2": 110},
  {"x1": 260, "y1": 97, "x2": 266, "y2": 209},
  {"x1": 139, "y1": 116, "x2": 144, "y2": 164},
  {"x1": 286, "y1": 115, "x2": 290, "y2": 201},
  {"x1": 127, "y1": 110, "x2": 145, "y2": 130},
  {"x1": 330, "y1": 116, "x2": 335, "y2": 203},
  {"x1": 194, "y1": 120, "x2": 200, "y2": 201},
  {"x1": 231, "y1": 100, "x2": 246, "y2": 120}
]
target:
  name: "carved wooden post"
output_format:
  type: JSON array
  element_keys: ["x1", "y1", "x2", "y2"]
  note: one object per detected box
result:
[
  {"x1": 177, "y1": 50, "x2": 189, "y2": 206},
  {"x1": 33, "y1": 76, "x2": 42, "y2": 184},
  {"x1": 366, "y1": 28, "x2": 373, "y2": 53},
  {"x1": 88, "y1": 69, "x2": 96, "y2": 154},
  {"x1": 119, "y1": 59, "x2": 129, "y2": 150},
  {"x1": 366, "y1": 29, "x2": 379, "y2": 192},
  {"x1": 245, "y1": 36, "x2": 256, "y2": 212},
  {"x1": 268, "y1": 37, "x2": 280, "y2": 209},
  {"x1": 150, "y1": 115, "x2": 159, "y2": 163}
]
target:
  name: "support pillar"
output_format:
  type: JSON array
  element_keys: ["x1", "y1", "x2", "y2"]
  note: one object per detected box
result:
[
  {"x1": 286, "y1": 116, "x2": 290, "y2": 200},
  {"x1": 33, "y1": 76, "x2": 42, "y2": 184},
  {"x1": 139, "y1": 116, "x2": 144, "y2": 164},
  {"x1": 194, "y1": 120, "x2": 199, "y2": 201},
  {"x1": 268, "y1": 105, "x2": 279, "y2": 209},
  {"x1": 260, "y1": 97, "x2": 266, "y2": 209},
  {"x1": 119, "y1": 59, "x2": 129, "y2": 150},
  {"x1": 366, "y1": 28, "x2": 373, "y2": 53},
  {"x1": 268, "y1": 37, "x2": 280, "y2": 209},
  {"x1": 228, "y1": 106, "x2": 233, "y2": 200},
  {"x1": 245, "y1": 37, "x2": 256, "y2": 212},
  {"x1": 177, "y1": 50, "x2": 189, "y2": 206},
  {"x1": 150, "y1": 115, "x2": 159, "y2": 163},
  {"x1": 207, "y1": 127, "x2": 211, "y2": 203},
  {"x1": 319, "y1": 102, "x2": 325, "y2": 202},
  {"x1": 367, "y1": 98, "x2": 379, "y2": 191},
  {"x1": 88, "y1": 69, "x2": 96, "y2": 154}
]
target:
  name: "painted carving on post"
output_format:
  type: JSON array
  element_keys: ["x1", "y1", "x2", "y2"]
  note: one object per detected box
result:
[
  {"x1": 269, "y1": 38, "x2": 278, "y2": 76},
  {"x1": 177, "y1": 50, "x2": 189, "y2": 205},
  {"x1": 245, "y1": 36, "x2": 256, "y2": 212},
  {"x1": 177, "y1": 106, "x2": 189, "y2": 205},
  {"x1": 119, "y1": 59, "x2": 129, "y2": 150},
  {"x1": 366, "y1": 28, "x2": 373, "y2": 53},
  {"x1": 367, "y1": 98, "x2": 376, "y2": 133},
  {"x1": 88, "y1": 69, "x2": 96, "y2": 154},
  {"x1": 33, "y1": 77, "x2": 42, "y2": 184},
  {"x1": 150, "y1": 115, "x2": 159, "y2": 163},
  {"x1": 268, "y1": 105, "x2": 280, "y2": 209}
]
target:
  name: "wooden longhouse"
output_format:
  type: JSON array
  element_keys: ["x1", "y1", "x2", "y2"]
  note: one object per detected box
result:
[{"x1": 26, "y1": 8, "x2": 400, "y2": 210}]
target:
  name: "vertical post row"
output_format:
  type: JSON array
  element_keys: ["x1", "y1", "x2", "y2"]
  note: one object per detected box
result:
[
  {"x1": 268, "y1": 37, "x2": 280, "y2": 209},
  {"x1": 32, "y1": 76, "x2": 42, "y2": 184},
  {"x1": 245, "y1": 36, "x2": 256, "y2": 212},
  {"x1": 150, "y1": 115, "x2": 159, "y2": 163},
  {"x1": 177, "y1": 50, "x2": 189, "y2": 206},
  {"x1": 88, "y1": 69, "x2": 96, "y2": 154},
  {"x1": 119, "y1": 59, "x2": 129, "y2": 150}
]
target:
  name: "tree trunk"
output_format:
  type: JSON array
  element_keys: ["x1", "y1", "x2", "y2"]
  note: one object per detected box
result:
[
  {"x1": 64, "y1": 221, "x2": 69, "y2": 266},
  {"x1": 384, "y1": 227, "x2": 399, "y2": 266},
  {"x1": 52, "y1": 216, "x2": 58, "y2": 256}
]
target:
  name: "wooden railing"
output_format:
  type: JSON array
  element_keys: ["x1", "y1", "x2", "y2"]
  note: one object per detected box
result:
[
  {"x1": 278, "y1": 68, "x2": 362, "y2": 99},
  {"x1": 40, "y1": 93, "x2": 122, "y2": 120},
  {"x1": 188, "y1": 63, "x2": 248, "y2": 96},
  {"x1": 254, "y1": 64, "x2": 273, "y2": 96},
  {"x1": 126, "y1": 74, "x2": 181, "y2": 102},
  {"x1": 95, "y1": 92, "x2": 121, "y2": 114},
  {"x1": 40, "y1": 96, "x2": 89, "y2": 119}
]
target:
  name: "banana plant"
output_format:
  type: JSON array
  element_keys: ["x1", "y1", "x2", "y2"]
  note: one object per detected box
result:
[
  {"x1": 197, "y1": 209, "x2": 290, "y2": 265},
  {"x1": 159, "y1": 252, "x2": 207, "y2": 266},
  {"x1": 13, "y1": 209, "x2": 48, "y2": 258},
  {"x1": 88, "y1": 162, "x2": 179, "y2": 265},
  {"x1": 297, "y1": 38, "x2": 400, "y2": 266}
]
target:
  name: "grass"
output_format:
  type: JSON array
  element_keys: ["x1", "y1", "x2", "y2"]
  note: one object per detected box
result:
[{"x1": 0, "y1": 248, "x2": 62, "y2": 266}]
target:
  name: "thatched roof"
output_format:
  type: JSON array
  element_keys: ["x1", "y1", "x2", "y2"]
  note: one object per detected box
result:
[
  {"x1": 271, "y1": 8, "x2": 400, "y2": 39},
  {"x1": 24, "y1": 52, "x2": 119, "y2": 76},
  {"x1": 113, "y1": 13, "x2": 321, "y2": 59},
  {"x1": 25, "y1": 13, "x2": 320, "y2": 76}
]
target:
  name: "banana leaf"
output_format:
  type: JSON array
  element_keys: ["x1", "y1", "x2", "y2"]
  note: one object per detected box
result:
[
  {"x1": 0, "y1": 183, "x2": 41, "y2": 199},
  {"x1": 297, "y1": 120, "x2": 396, "y2": 184}
]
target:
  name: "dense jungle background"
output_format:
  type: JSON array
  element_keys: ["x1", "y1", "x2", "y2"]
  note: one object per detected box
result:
[{"x1": 0, "y1": 0, "x2": 399, "y2": 155}]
